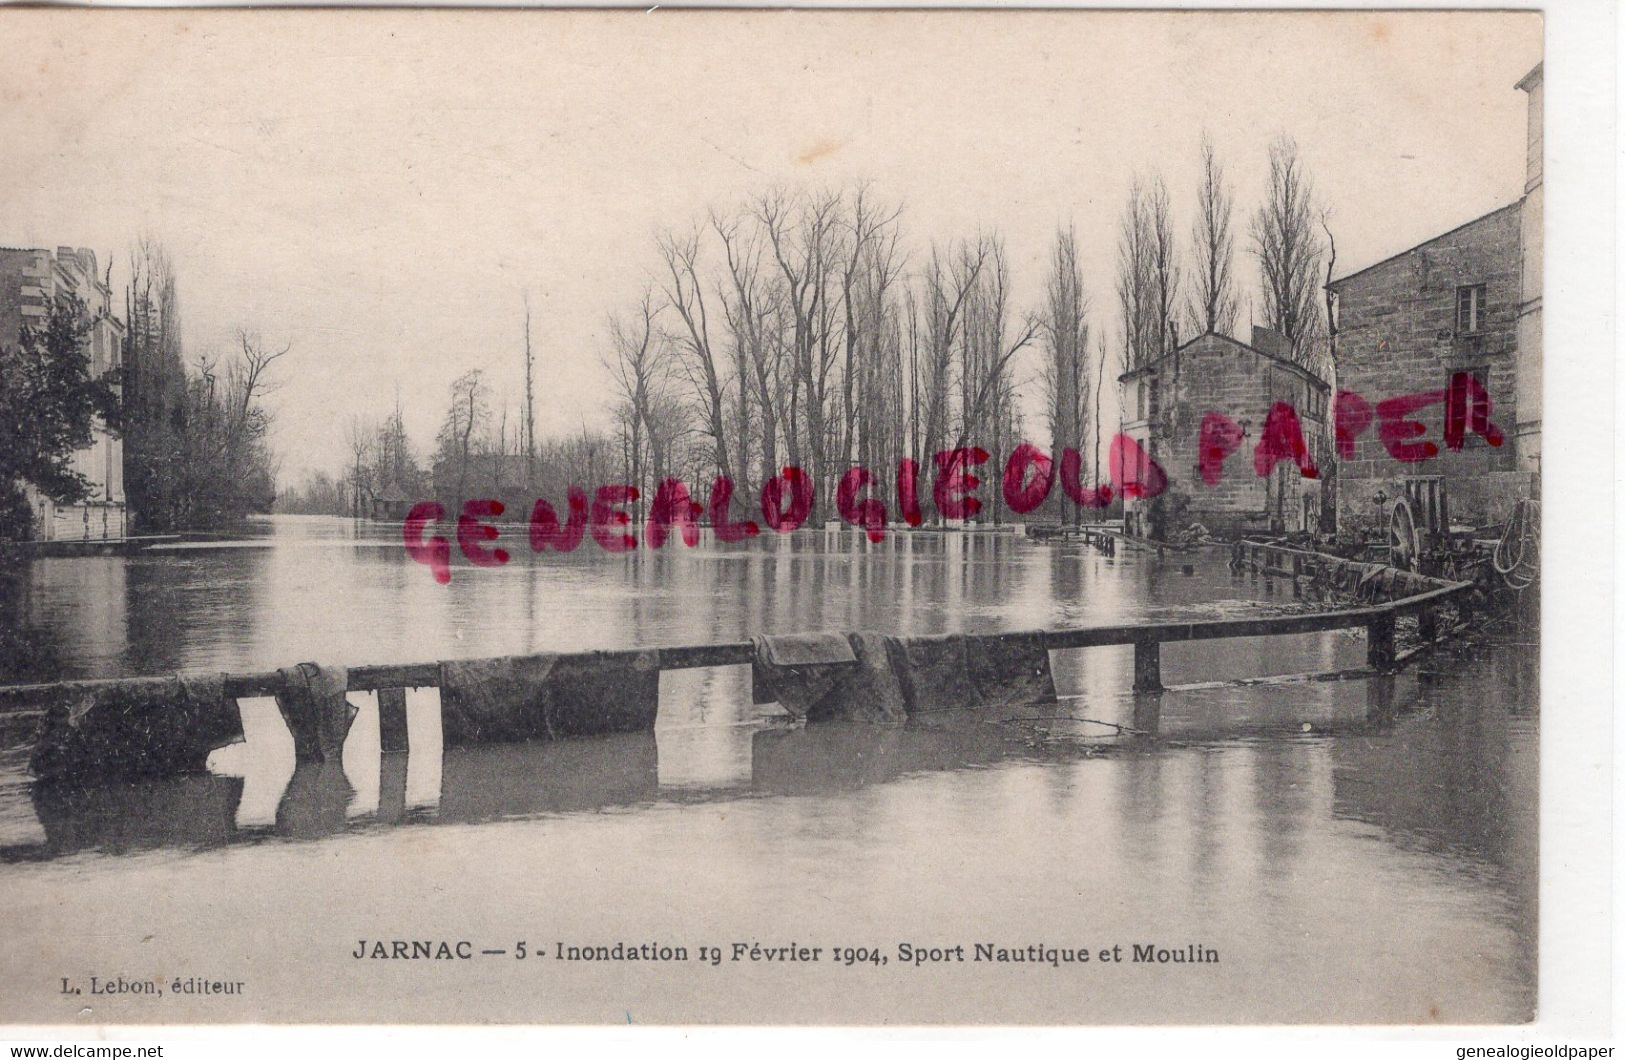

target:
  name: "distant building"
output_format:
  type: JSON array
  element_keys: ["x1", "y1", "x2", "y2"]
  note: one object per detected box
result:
[
  {"x1": 1119, "y1": 327, "x2": 1331, "y2": 538},
  {"x1": 1326, "y1": 62, "x2": 1541, "y2": 538},
  {"x1": 0, "y1": 246, "x2": 128, "y2": 541},
  {"x1": 369, "y1": 482, "x2": 413, "y2": 521}
]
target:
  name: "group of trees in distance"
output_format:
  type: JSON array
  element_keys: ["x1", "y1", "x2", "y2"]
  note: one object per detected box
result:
[
  {"x1": 118, "y1": 241, "x2": 284, "y2": 532},
  {"x1": 281, "y1": 132, "x2": 1333, "y2": 532}
]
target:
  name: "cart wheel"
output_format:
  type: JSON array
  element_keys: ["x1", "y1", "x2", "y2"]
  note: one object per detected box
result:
[{"x1": 1388, "y1": 498, "x2": 1420, "y2": 573}]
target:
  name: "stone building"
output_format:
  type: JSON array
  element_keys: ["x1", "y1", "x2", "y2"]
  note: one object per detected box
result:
[
  {"x1": 1119, "y1": 327, "x2": 1331, "y2": 539},
  {"x1": 0, "y1": 246, "x2": 128, "y2": 541},
  {"x1": 1513, "y1": 62, "x2": 1542, "y2": 471},
  {"x1": 1326, "y1": 62, "x2": 1541, "y2": 538}
]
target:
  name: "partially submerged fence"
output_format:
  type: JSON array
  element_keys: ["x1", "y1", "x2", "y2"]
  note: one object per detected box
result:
[{"x1": 0, "y1": 545, "x2": 1476, "y2": 785}]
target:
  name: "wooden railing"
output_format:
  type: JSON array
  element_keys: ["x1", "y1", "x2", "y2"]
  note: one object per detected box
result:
[
  {"x1": 0, "y1": 543, "x2": 1481, "y2": 786},
  {"x1": 0, "y1": 569, "x2": 1475, "y2": 709}
]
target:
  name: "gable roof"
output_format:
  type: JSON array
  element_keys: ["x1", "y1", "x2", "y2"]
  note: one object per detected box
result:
[
  {"x1": 1326, "y1": 200, "x2": 1521, "y2": 291},
  {"x1": 1119, "y1": 330, "x2": 1329, "y2": 389}
]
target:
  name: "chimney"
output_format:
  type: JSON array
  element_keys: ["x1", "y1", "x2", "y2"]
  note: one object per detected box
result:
[
  {"x1": 1516, "y1": 62, "x2": 1543, "y2": 196},
  {"x1": 1251, "y1": 326, "x2": 1290, "y2": 359}
]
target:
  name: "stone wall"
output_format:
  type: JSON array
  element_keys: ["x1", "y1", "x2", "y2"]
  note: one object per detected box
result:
[
  {"x1": 1330, "y1": 202, "x2": 1532, "y2": 537},
  {"x1": 1123, "y1": 333, "x2": 1329, "y2": 537}
]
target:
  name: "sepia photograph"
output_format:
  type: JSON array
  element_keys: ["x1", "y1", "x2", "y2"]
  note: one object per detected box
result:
[{"x1": 0, "y1": 4, "x2": 1581, "y2": 1032}]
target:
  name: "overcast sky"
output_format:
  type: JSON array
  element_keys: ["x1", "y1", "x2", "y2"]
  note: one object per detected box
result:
[{"x1": 1, "y1": 9, "x2": 1541, "y2": 484}]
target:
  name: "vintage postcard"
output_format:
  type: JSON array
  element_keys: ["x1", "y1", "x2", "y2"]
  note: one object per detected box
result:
[{"x1": 0, "y1": 5, "x2": 1571, "y2": 1030}]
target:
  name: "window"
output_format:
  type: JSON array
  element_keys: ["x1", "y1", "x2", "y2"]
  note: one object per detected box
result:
[
  {"x1": 1455, "y1": 365, "x2": 1492, "y2": 448},
  {"x1": 1305, "y1": 386, "x2": 1326, "y2": 419},
  {"x1": 1147, "y1": 378, "x2": 1161, "y2": 418},
  {"x1": 1456, "y1": 284, "x2": 1487, "y2": 333}
]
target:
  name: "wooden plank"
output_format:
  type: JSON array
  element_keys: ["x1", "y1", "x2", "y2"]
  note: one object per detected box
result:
[
  {"x1": 1044, "y1": 607, "x2": 1383, "y2": 649},
  {"x1": 657, "y1": 641, "x2": 755, "y2": 669},
  {"x1": 349, "y1": 662, "x2": 439, "y2": 690}
]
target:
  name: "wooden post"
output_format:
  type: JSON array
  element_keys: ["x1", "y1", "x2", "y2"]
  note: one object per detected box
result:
[
  {"x1": 378, "y1": 687, "x2": 410, "y2": 753},
  {"x1": 1131, "y1": 693, "x2": 1162, "y2": 737},
  {"x1": 1364, "y1": 674, "x2": 1396, "y2": 722},
  {"x1": 1132, "y1": 638, "x2": 1163, "y2": 693},
  {"x1": 1417, "y1": 605, "x2": 1438, "y2": 644},
  {"x1": 1367, "y1": 612, "x2": 1396, "y2": 672},
  {"x1": 377, "y1": 747, "x2": 409, "y2": 823}
]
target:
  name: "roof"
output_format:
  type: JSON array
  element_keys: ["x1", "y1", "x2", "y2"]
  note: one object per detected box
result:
[
  {"x1": 1118, "y1": 330, "x2": 1330, "y2": 389},
  {"x1": 1326, "y1": 200, "x2": 1521, "y2": 291}
]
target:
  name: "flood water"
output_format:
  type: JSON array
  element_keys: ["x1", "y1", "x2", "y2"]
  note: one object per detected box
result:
[{"x1": 0, "y1": 516, "x2": 1537, "y2": 1024}]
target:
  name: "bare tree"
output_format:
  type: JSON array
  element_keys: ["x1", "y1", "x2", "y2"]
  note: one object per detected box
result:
[
  {"x1": 1188, "y1": 133, "x2": 1239, "y2": 338},
  {"x1": 175, "y1": 332, "x2": 287, "y2": 527},
  {"x1": 522, "y1": 292, "x2": 536, "y2": 484},
  {"x1": 603, "y1": 289, "x2": 667, "y2": 515},
  {"x1": 715, "y1": 209, "x2": 781, "y2": 485},
  {"x1": 435, "y1": 368, "x2": 489, "y2": 501},
  {"x1": 757, "y1": 188, "x2": 842, "y2": 514},
  {"x1": 836, "y1": 184, "x2": 905, "y2": 476},
  {"x1": 918, "y1": 238, "x2": 988, "y2": 465},
  {"x1": 345, "y1": 416, "x2": 374, "y2": 518},
  {"x1": 1147, "y1": 174, "x2": 1180, "y2": 358},
  {"x1": 1321, "y1": 212, "x2": 1339, "y2": 371},
  {"x1": 658, "y1": 225, "x2": 733, "y2": 484},
  {"x1": 1251, "y1": 134, "x2": 1326, "y2": 369},
  {"x1": 1115, "y1": 177, "x2": 1157, "y2": 370},
  {"x1": 1039, "y1": 226, "x2": 1090, "y2": 523},
  {"x1": 1093, "y1": 332, "x2": 1109, "y2": 501},
  {"x1": 222, "y1": 331, "x2": 289, "y2": 454},
  {"x1": 955, "y1": 236, "x2": 1038, "y2": 456}
]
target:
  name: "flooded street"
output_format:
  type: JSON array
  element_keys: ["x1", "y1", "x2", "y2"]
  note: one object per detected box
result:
[{"x1": 0, "y1": 516, "x2": 1536, "y2": 1024}]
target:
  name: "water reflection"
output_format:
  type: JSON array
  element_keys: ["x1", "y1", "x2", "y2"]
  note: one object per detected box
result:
[
  {"x1": 9, "y1": 515, "x2": 1336, "y2": 682},
  {"x1": 0, "y1": 517, "x2": 1537, "y2": 1023},
  {"x1": 0, "y1": 647, "x2": 1532, "y2": 873},
  {"x1": 655, "y1": 667, "x2": 757, "y2": 791}
]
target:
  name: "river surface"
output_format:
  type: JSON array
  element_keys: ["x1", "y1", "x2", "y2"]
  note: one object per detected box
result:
[{"x1": 0, "y1": 515, "x2": 1537, "y2": 1024}]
